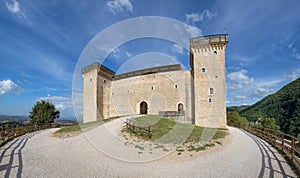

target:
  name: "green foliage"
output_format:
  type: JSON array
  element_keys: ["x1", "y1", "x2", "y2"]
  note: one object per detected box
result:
[
  {"x1": 29, "y1": 100, "x2": 60, "y2": 125},
  {"x1": 258, "y1": 118, "x2": 280, "y2": 130},
  {"x1": 227, "y1": 111, "x2": 248, "y2": 127},
  {"x1": 240, "y1": 78, "x2": 300, "y2": 136},
  {"x1": 226, "y1": 105, "x2": 249, "y2": 113}
]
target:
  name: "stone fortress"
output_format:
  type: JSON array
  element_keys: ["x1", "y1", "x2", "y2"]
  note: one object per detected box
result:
[{"x1": 82, "y1": 34, "x2": 228, "y2": 128}]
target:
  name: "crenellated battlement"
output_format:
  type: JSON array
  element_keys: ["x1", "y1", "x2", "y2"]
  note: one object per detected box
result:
[{"x1": 190, "y1": 34, "x2": 228, "y2": 47}]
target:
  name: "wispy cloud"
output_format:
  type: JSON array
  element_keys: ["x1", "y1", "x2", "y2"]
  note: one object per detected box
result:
[
  {"x1": 184, "y1": 24, "x2": 202, "y2": 37},
  {"x1": 125, "y1": 51, "x2": 132, "y2": 58},
  {"x1": 227, "y1": 68, "x2": 300, "y2": 105},
  {"x1": 106, "y1": 0, "x2": 133, "y2": 15},
  {"x1": 171, "y1": 44, "x2": 184, "y2": 54},
  {"x1": 287, "y1": 69, "x2": 300, "y2": 81},
  {"x1": 36, "y1": 94, "x2": 72, "y2": 111},
  {"x1": 227, "y1": 69, "x2": 275, "y2": 101},
  {"x1": 185, "y1": 10, "x2": 217, "y2": 24},
  {"x1": 4, "y1": 0, "x2": 31, "y2": 23},
  {"x1": 0, "y1": 79, "x2": 21, "y2": 95},
  {"x1": 288, "y1": 43, "x2": 300, "y2": 60}
]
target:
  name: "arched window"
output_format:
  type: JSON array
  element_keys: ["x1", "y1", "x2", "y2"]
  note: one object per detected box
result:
[
  {"x1": 201, "y1": 67, "x2": 206, "y2": 73},
  {"x1": 178, "y1": 103, "x2": 184, "y2": 112},
  {"x1": 209, "y1": 87, "x2": 214, "y2": 95}
]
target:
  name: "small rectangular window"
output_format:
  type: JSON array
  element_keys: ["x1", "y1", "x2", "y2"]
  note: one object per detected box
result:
[
  {"x1": 209, "y1": 87, "x2": 214, "y2": 95},
  {"x1": 201, "y1": 68, "x2": 206, "y2": 73}
]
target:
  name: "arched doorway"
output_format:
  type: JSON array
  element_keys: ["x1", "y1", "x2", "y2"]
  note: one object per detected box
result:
[
  {"x1": 140, "y1": 101, "x2": 148, "y2": 114},
  {"x1": 178, "y1": 103, "x2": 184, "y2": 112}
]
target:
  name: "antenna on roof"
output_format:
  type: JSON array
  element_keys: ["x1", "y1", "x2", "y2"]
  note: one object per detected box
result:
[{"x1": 224, "y1": 27, "x2": 227, "y2": 34}]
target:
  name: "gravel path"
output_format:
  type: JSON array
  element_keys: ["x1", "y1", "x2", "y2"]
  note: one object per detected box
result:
[{"x1": 0, "y1": 117, "x2": 296, "y2": 178}]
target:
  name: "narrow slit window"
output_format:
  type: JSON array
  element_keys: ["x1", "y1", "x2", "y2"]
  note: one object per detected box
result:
[{"x1": 202, "y1": 67, "x2": 206, "y2": 73}]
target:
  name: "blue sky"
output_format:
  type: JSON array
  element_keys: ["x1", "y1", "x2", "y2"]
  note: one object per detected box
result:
[{"x1": 0, "y1": 0, "x2": 299, "y2": 119}]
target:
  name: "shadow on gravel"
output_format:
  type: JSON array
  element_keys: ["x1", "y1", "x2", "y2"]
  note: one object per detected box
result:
[
  {"x1": 241, "y1": 130, "x2": 295, "y2": 178},
  {"x1": 0, "y1": 131, "x2": 40, "y2": 178}
]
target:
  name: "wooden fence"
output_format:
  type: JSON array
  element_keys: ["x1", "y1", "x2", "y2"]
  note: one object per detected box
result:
[
  {"x1": 0, "y1": 123, "x2": 55, "y2": 146},
  {"x1": 244, "y1": 126, "x2": 300, "y2": 168},
  {"x1": 125, "y1": 119, "x2": 152, "y2": 139}
]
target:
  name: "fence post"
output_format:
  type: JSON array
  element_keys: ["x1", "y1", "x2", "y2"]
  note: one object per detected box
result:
[
  {"x1": 274, "y1": 130, "x2": 276, "y2": 146},
  {"x1": 16, "y1": 125, "x2": 19, "y2": 136},
  {"x1": 7, "y1": 124, "x2": 10, "y2": 140},
  {"x1": 281, "y1": 134, "x2": 284, "y2": 151},
  {"x1": 291, "y1": 136, "x2": 294, "y2": 161},
  {"x1": 148, "y1": 126, "x2": 151, "y2": 139},
  {"x1": 1, "y1": 126, "x2": 4, "y2": 142}
]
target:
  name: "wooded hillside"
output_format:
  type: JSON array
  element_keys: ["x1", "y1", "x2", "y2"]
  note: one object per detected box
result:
[{"x1": 240, "y1": 78, "x2": 300, "y2": 137}]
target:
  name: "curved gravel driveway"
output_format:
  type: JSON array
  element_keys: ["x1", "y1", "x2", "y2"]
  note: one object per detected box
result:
[{"x1": 0, "y1": 118, "x2": 296, "y2": 178}]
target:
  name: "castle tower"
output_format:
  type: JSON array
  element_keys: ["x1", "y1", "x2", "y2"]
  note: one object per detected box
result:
[
  {"x1": 82, "y1": 63, "x2": 115, "y2": 123},
  {"x1": 190, "y1": 34, "x2": 228, "y2": 128}
]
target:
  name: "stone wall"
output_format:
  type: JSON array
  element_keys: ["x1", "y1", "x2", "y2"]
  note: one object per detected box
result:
[{"x1": 107, "y1": 70, "x2": 193, "y2": 123}]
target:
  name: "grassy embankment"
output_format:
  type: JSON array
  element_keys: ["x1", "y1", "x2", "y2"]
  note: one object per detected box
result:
[
  {"x1": 124, "y1": 115, "x2": 227, "y2": 152},
  {"x1": 53, "y1": 116, "x2": 119, "y2": 138}
]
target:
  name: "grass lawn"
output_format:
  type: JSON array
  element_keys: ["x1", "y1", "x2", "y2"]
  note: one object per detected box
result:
[
  {"x1": 53, "y1": 116, "x2": 119, "y2": 137},
  {"x1": 125, "y1": 115, "x2": 228, "y2": 144}
]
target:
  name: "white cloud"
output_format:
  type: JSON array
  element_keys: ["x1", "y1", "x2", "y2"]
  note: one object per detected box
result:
[
  {"x1": 293, "y1": 53, "x2": 300, "y2": 59},
  {"x1": 227, "y1": 69, "x2": 275, "y2": 100},
  {"x1": 106, "y1": 0, "x2": 133, "y2": 15},
  {"x1": 185, "y1": 10, "x2": 217, "y2": 24},
  {"x1": 171, "y1": 44, "x2": 184, "y2": 54},
  {"x1": 0, "y1": 79, "x2": 21, "y2": 95},
  {"x1": 125, "y1": 51, "x2": 132, "y2": 58},
  {"x1": 227, "y1": 69, "x2": 254, "y2": 89},
  {"x1": 287, "y1": 43, "x2": 300, "y2": 60},
  {"x1": 227, "y1": 68, "x2": 300, "y2": 106},
  {"x1": 184, "y1": 24, "x2": 202, "y2": 38},
  {"x1": 287, "y1": 69, "x2": 300, "y2": 81},
  {"x1": 5, "y1": 0, "x2": 20, "y2": 14},
  {"x1": 36, "y1": 94, "x2": 72, "y2": 111},
  {"x1": 4, "y1": 0, "x2": 30, "y2": 22}
]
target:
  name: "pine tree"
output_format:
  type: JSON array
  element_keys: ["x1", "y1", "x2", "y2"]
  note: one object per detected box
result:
[{"x1": 29, "y1": 100, "x2": 60, "y2": 124}]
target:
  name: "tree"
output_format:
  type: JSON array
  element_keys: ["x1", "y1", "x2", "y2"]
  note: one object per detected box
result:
[
  {"x1": 259, "y1": 118, "x2": 280, "y2": 130},
  {"x1": 227, "y1": 111, "x2": 248, "y2": 127},
  {"x1": 29, "y1": 100, "x2": 60, "y2": 125},
  {"x1": 227, "y1": 112, "x2": 240, "y2": 126}
]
